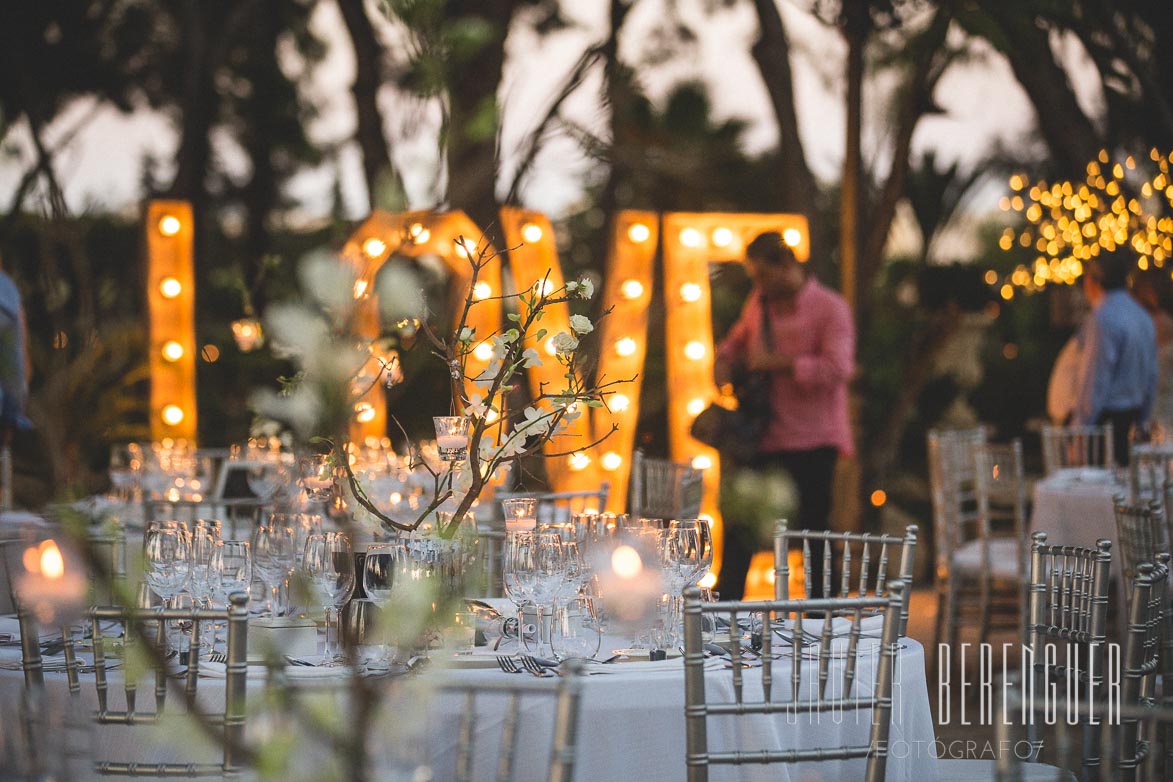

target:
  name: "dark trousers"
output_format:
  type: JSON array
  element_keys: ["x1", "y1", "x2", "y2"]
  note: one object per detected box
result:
[
  {"x1": 1097, "y1": 407, "x2": 1141, "y2": 467},
  {"x1": 716, "y1": 446, "x2": 839, "y2": 600}
]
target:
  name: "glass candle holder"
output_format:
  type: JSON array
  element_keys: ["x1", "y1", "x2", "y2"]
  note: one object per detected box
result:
[
  {"x1": 433, "y1": 416, "x2": 471, "y2": 462},
  {"x1": 501, "y1": 497, "x2": 538, "y2": 532}
]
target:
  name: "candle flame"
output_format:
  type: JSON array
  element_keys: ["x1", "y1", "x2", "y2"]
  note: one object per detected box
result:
[
  {"x1": 40, "y1": 541, "x2": 65, "y2": 580},
  {"x1": 611, "y1": 545, "x2": 643, "y2": 579}
]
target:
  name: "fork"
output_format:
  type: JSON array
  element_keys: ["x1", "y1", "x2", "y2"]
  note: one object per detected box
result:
[
  {"x1": 496, "y1": 655, "x2": 521, "y2": 673},
  {"x1": 520, "y1": 656, "x2": 554, "y2": 677}
]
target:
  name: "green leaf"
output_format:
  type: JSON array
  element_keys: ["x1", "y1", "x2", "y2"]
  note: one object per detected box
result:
[{"x1": 507, "y1": 312, "x2": 520, "y2": 322}]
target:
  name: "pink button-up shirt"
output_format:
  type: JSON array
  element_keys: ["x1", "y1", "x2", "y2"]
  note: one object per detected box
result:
[{"x1": 715, "y1": 278, "x2": 856, "y2": 457}]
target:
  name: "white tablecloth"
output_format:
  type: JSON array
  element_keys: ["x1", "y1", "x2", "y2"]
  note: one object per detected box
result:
[
  {"x1": 0, "y1": 632, "x2": 940, "y2": 781},
  {"x1": 1030, "y1": 468, "x2": 1124, "y2": 550}
]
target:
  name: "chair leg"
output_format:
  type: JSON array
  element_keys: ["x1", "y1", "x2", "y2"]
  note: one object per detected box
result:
[
  {"x1": 944, "y1": 575, "x2": 960, "y2": 672},
  {"x1": 932, "y1": 581, "x2": 947, "y2": 674},
  {"x1": 978, "y1": 574, "x2": 991, "y2": 648}
]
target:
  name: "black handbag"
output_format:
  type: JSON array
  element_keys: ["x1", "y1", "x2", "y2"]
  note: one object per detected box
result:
[{"x1": 690, "y1": 297, "x2": 773, "y2": 464}]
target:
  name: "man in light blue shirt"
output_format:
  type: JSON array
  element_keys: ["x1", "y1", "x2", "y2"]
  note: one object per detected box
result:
[{"x1": 1073, "y1": 249, "x2": 1158, "y2": 465}]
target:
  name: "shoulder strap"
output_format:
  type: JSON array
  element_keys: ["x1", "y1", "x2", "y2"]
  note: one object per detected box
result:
[{"x1": 758, "y1": 293, "x2": 774, "y2": 350}]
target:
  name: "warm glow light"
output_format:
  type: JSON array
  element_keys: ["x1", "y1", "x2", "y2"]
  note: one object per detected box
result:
[
  {"x1": 390, "y1": 491, "x2": 403, "y2": 505},
  {"x1": 698, "y1": 572, "x2": 717, "y2": 589},
  {"x1": 522, "y1": 223, "x2": 544, "y2": 243},
  {"x1": 545, "y1": 337, "x2": 558, "y2": 356},
  {"x1": 533, "y1": 279, "x2": 555, "y2": 297},
  {"x1": 354, "y1": 279, "x2": 369, "y2": 299},
  {"x1": 687, "y1": 397, "x2": 706, "y2": 417},
  {"x1": 158, "y1": 215, "x2": 182, "y2": 237},
  {"x1": 362, "y1": 237, "x2": 387, "y2": 259},
  {"x1": 984, "y1": 270, "x2": 998, "y2": 285},
  {"x1": 159, "y1": 277, "x2": 182, "y2": 299},
  {"x1": 601, "y1": 452, "x2": 623, "y2": 471},
  {"x1": 783, "y1": 228, "x2": 802, "y2": 247},
  {"x1": 354, "y1": 403, "x2": 376, "y2": 423},
  {"x1": 679, "y1": 228, "x2": 703, "y2": 248},
  {"x1": 684, "y1": 341, "x2": 706, "y2": 360},
  {"x1": 627, "y1": 223, "x2": 651, "y2": 243},
  {"x1": 161, "y1": 341, "x2": 185, "y2": 362},
  {"x1": 454, "y1": 239, "x2": 471, "y2": 258},
  {"x1": 680, "y1": 283, "x2": 702, "y2": 302},
  {"x1": 485, "y1": 408, "x2": 500, "y2": 424},
  {"x1": 201, "y1": 344, "x2": 220, "y2": 362},
  {"x1": 162, "y1": 405, "x2": 185, "y2": 426},
  {"x1": 568, "y1": 452, "x2": 591, "y2": 471},
  {"x1": 473, "y1": 282, "x2": 492, "y2": 300},
  {"x1": 615, "y1": 337, "x2": 638, "y2": 357},
  {"x1": 1000, "y1": 284, "x2": 1014, "y2": 301},
  {"x1": 870, "y1": 489, "x2": 887, "y2": 507},
  {"x1": 711, "y1": 227, "x2": 734, "y2": 247},
  {"x1": 621, "y1": 279, "x2": 644, "y2": 300},
  {"x1": 473, "y1": 341, "x2": 494, "y2": 361},
  {"x1": 408, "y1": 223, "x2": 430, "y2": 244},
  {"x1": 610, "y1": 393, "x2": 631, "y2": 412},
  {"x1": 611, "y1": 545, "x2": 644, "y2": 579},
  {"x1": 691, "y1": 454, "x2": 713, "y2": 470},
  {"x1": 40, "y1": 541, "x2": 64, "y2": 580}
]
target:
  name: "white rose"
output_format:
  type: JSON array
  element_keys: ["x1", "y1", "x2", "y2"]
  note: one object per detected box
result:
[
  {"x1": 551, "y1": 331, "x2": 579, "y2": 355},
  {"x1": 569, "y1": 314, "x2": 593, "y2": 335},
  {"x1": 577, "y1": 278, "x2": 594, "y2": 300}
]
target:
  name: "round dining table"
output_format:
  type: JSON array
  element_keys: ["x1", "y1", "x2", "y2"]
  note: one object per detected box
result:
[{"x1": 0, "y1": 622, "x2": 941, "y2": 782}]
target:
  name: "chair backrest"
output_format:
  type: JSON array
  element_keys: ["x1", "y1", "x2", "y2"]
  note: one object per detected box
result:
[
  {"x1": 1112, "y1": 496, "x2": 1169, "y2": 586},
  {"x1": 994, "y1": 681, "x2": 1173, "y2": 781},
  {"x1": 1025, "y1": 532, "x2": 1112, "y2": 773},
  {"x1": 431, "y1": 659, "x2": 584, "y2": 782},
  {"x1": 682, "y1": 582, "x2": 906, "y2": 782},
  {"x1": 772, "y1": 520, "x2": 917, "y2": 635},
  {"x1": 1041, "y1": 423, "x2": 1115, "y2": 475},
  {"x1": 926, "y1": 427, "x2": 987, "y2": 570},
  {"x1": 629, "y1": 450, "x2": 704, "y2": 521},
  {"x1": 1119, "y1": 559, "x2": 1168, "y2": 779},
  {"x1": 980, "y1": 438, "x2": 1027, "y2": 533},
  {"x1": 496, "y1": 485, "x2": 610, "y2": 525},
  {"x1": 37, "y1": 594, "x2": 252, "y2": 777},
  {"x1": 1128, "y1": 444, "x2": 1173, "y2": 502}
]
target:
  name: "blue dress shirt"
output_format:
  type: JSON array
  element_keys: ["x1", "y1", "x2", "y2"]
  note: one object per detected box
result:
[{"x1": 1074, "y1": 289, "x2": 1158, "y2": 425}]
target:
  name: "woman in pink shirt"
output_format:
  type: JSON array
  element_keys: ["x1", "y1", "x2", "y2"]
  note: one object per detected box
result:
[{"x1": 713, "y1": 232, "x2": 856, "y2": 600}]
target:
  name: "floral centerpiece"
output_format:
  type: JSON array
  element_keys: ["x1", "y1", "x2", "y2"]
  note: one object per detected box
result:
[{"x1": 254, "y1": 235, "x2": 626, "y2": 538}]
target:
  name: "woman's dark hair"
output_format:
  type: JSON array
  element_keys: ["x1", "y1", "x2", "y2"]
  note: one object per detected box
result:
[{"x1": 745, "y1": 232, "x2": 798, "y2": 266}]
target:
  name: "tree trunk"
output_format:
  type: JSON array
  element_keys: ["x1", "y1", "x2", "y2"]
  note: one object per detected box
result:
[
  {"x1": 445, "y1": 0, "x2": 517, "y2": 238},
  {"x1": 749, "y1": 0, "x2": 826, "y2": 271},
  {"x1": 975, "y1": 7, "x2": 1102, "y2": 175},
  {"x1": 857, "y1": 7, "x2": 952, "y2": 328},
  {"x1": 839, "y1": 0, "x2": 868, "y2": 316},
  {"x1": 337, "y1": 0, "x2": 396, "y2": 210},
  {"x1": 169, "y1": 1, "x2": 219, "y2": 218}
]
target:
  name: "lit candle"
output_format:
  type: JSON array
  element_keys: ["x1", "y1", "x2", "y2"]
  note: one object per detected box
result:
[
  {"x1": 433, "y1": 416, "x2": 471, "y2": 462},
  {"x1": 15, "y1": 538, "x2": 87, "y2": 625}
]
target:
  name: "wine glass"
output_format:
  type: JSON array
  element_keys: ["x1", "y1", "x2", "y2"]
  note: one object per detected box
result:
[
  {"x1": 304, "y1": 532, "x2": 355, "y2": 660},
  {"x1": 211, "y1": 540, "x2": 252, "y2": 603},
  {"x1": 363, "y1": 542, "x2": 404, "y2": 664},
  {"x1": 525, "y1": 533, "x2": 566, "y2": 657},
  {"x1": 252, "y1": 524, "x2": 297, "y2": 617},
  {"x1": 144, "y1": 527, "x2": 191, "y2": 605},
  {"x1": 550, "y1": 596, "x2": 602, "y2": 662},
  {"x1": 670, "y1": 519, "x2": 713, "y2": 589},
  {"x1": 502, "y1": 531, "x2": 537, "y2": 649},
  {"x1": 299, "y1": 452, "x2": 335, "y2": 503}
]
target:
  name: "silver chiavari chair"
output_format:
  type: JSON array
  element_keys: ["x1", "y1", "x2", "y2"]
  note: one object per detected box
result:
[
  {"x1": 1041, "y1": 423, "x2": 1115, "y2": 476},
  {"x1": 1024, "y1": 533, "x2": 1113, "y2": 777},
  {"x1": 47, "y1": 593, "x2": 252, "y2": 777},
  {"x1": 629, "y1": 450, "x2": 704, "y2": 521},
  {"x1": 430, "y1": 659, "x2": 584, "y2": 782},
  {"x1": 681, "y1": 581, "x2": 906, "y2": 782},
  {"x1": 996, "y1": 559, "x2": 1170, "y2": 781},
  {"x1": 772, "y1": 519, "x2": 917, "y2": 635},
  {"x1": 1129, "y1": 444, "x2": 1173, "y2": 503},
  {"x1": 1112, "y1": 496, "x2": 1169, "y2": 587}
]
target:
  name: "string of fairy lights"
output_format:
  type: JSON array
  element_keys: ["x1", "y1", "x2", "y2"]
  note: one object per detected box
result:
[{"x1": 993, "y1": 148, "x2": 1173, "y2": 301}]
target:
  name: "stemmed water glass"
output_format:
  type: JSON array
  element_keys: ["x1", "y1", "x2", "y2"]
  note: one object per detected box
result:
[
  {"x1": 252, "y1": 524, "x2": 297, "y2": 617},
  {"x1": 298, "y1": 452, "x2": 335, "y2": 504},
  {"x1": 363, "y1": 542, "x2": 404, "y2": 663},
  {"x1": 502, "y1": 531, "x2": 537, "y2": 649},
  {"x1": 304, "y1": 532, "x2": 355, "y2": 660},
  {"x1": 524, "y1": 532, "x2": 566, "y2": 657},
  {"x1": 144, "y1": 527, "x2": 192, "y2": 653}
]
